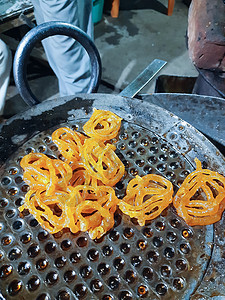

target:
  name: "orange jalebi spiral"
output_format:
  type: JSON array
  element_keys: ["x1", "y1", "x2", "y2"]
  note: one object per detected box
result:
[
  {"x1": 51, "y1": 127, "x2": 86, "y2": 164},
  {"x1": 19, "y1": 109, "x2": 123, "y2": 238},
  {"x1": 83, "y1": 108, "x2": 122, "y2": 141},
  {"x1": 119, "y1": 175, "x2": 173, "y2": 226},
  {"x1": 82, "y1": 138, "x2": 125, "y2": 186},
  {"x1": 173, "y1": 158, "x2": 225, "y2": 225}
]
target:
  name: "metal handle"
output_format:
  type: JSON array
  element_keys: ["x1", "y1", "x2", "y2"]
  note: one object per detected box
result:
[
  {"x1": 13, "y1": 21, "x2": 102, "y2": 106},
  {"x1": 119, "y1": 59, "x2": 167, "y2": 98}
]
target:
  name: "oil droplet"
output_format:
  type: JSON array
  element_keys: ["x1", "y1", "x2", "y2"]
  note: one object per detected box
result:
[
  {"x1": 90, "y1": 279, "x2": 103, "y2": 293},
  {"x1": 18, "y1": 262, "x2": 31, "y2": 275},
  {"x1": 108, "y1": 276, "x2": 120, "y2": 290},
  {"x1": 182, "y1": 229, "x2": 193, "y2": 239},
  {"x1": 141, "y1": 139, "x2": 149, "y2": 146},
  {"x1": 132, "y1": 131, "x2": 140, "y2": 139},
  {"x1": 8, "y1": 280, "x2": 22, "y2": 296},
  {"x1": 153, "y1": 236, "x2": 163, "y2": 247},
  {"x1": 13, "y1": 220, "x2": 23, "y2": 230},
  {"x1": 147, "y1": 250, "x2": 159, "y2": 263},
  {"x1": 102, "y1": 295, "x2": 113, "y2": 300},
  {"x1": 36, "y1": 293, "x2": 50, "y2": 300},
  {"x1": 109, "y1": 230, "x2": 120, "y2": 241},
  {"x1": 8, "y1": 187, "x2": 18, "y2": 196},
  {"x1": 77, "y1": 237, "x2": 88, "y2": 247},
  {"x1": 138, "y1": 285, "x2": 148, "y2": 297},
  {"x1": 30, "y1": 218, "x2": 38, "y2": 227},
  {"x1": 148, "y1": 156, "x2": 157, "y2": 164},
  {"x1": 0, "y1": 198, "x2": 8, "y2": 208},
  {"x1": 176, "y1": 259, "x2": 188, "y2": 271},
  {"x1": 170, "y1": 218, "x2": 181, "y2": 228},
  {"x1": 120, "y1": 132, "x2": 128, "y2": 140},
  {"x1": 55, "y1": 256, "x2": 67, "y2": 269},
  {"x1": 38, "y1": 230, "x2": 49, "y2": 241},
  {"x1": 131, "y1": 256, "x2": 142, "y2": 267},
  {"x1": 57, "y1": 290, "x2": 71, "y2": 300},
  {"x1": 161, "y1": 265, "x2": 172, "y2": 277},
  {"x1": 113, "y1": 258, "x2": 125, "y2": 271},
  {"x1": 173, "y1": 277, "x2": 185, "y2": 290},
  {"x1": 36, "y1": 258, "x2": 49, "y2": 271},
  {"x1": 70, "y1": 252, "x2": 81, "y2": 264},
  {"x1": 9, "y1": 168, "x2": 18, "y2": 175},
  {"x1": 155, "y1": 221, "x2": 165, "y2": 231},
  {"x1": 27, "y1": 244, "x2": 40, "y2": 258},
  {"x1": 118, "y1": 143, "x2": 126, "y2": 150},
  {"x1": 27, "y1": 276, "x2": 40, "y2": 291},
  {"x1": 97, "y1": 263, "x2": 110, "y2": 276},
  {"x1": 164, "y1": 247, "x2": 175, "y2": 259},
  {"x1": 61, "y1": 239, "x2": 72, "y2": 251},
  {"x1": 38, "y1": 145, "x2": 46, "y2": 153},
  {"x1": 64, "y1": 270, "x2": 76, "y2": 282},
  {"x1": 20, "y1": 233, "x2": 32, "y2": 244},
  {"x1": 44, "y1": 136, "x2": 51, "y2": 143},
  {"x1": 87, "y1": 249, "x2": 99, "y2": 261},
  {"x1": 46, "y1": 271, "x2": 59, "y2": 285},
  {"x1": 180, "y1": 243, "x2": 191, "y2": 254},
  {"x1": 142, "y1": 267, "x2": 153, "y2": 281},
  {"x1": 167, "y1": 231, "x2": 177, "y2": 242},
  {"x1": 120, "y1": 243, "x2": 130, "y2": 254},
  {"x1": 1, "y1": 235, "x2": 12, "y2": 246},
  {"x1": 143, "y1": 227, "x2": 153, "y2": 238},
  {"x1": 45, "y1": 242, "x2": 57, "y2": 253},
  {"x1": 0, "y1": 265, "x2": 13, "y2": 278},
  {"x1": 1, "y1": 177, "x2": 11, "y2": 185},
  {"x1": 6, "y1": 209, "x2": 16, "y2": 218},
  {"x1": 80, "y1": 265, "x2": 92, "y2": 278},
  {"x1": 123, "y1": 228, "x2": 134, "y2": 239},
  {"x1": 130, "y1": 168, "x2": 138, "y2": 176},
  {"x1": 156, "y1": 283, "x2": 167, "y2": 295},
  {"x1": 125, "y1": 270, "x2": 136, "y2": 284},
  {"x1": 137, "y1": 240, "x2": 147, "y2": 250},
  {"x1": 74, "y1": 284, "x2": 87, "y2": 298},
  {"x1": 8, "y1": 248, "x2": 22, "y2": 260},
  {"x1": 102, "y1": 245, "x2": 113, "y2": 256}
]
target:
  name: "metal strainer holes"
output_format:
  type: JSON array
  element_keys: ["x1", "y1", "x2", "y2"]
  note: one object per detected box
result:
[
  {"x1": 97, "y1": 263, "x2": 110, "y2": 276},
  {"x1": 55, "y1": 256, "x2": 66, "y2": 269}
]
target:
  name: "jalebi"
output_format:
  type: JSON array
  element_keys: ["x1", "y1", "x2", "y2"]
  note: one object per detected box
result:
[
  {"x1": 173, "y1": 158, "x2": 225, "y2": 225},
  {"x1": 118, "y1": 174, "x2": 173, "y2": 226},
  {"x1": 19, "y1": 109, "x2": 123, "y2": 238},
  {"x1": 83, "y1": 108, "x2": 122, "y2": 141}
]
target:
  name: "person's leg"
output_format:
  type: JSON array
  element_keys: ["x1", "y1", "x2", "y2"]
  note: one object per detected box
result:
[
  {"x1": 0, "y1": 39, "x2": 12, "y2": 115},
  {"x1": 31, "y1": 0, "x2": 94, "y2": 96}
]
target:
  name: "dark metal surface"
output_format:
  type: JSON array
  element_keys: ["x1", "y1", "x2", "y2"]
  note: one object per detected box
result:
[
  {"x1": 13, "y1": 21, "x2": 102, "y2": 106},
  {"x1": 0, "y1": 93, "x2": 224, "y2": 299},
  {"x1": 142, "y1": 93, "x2": 225, "y2": 148}
]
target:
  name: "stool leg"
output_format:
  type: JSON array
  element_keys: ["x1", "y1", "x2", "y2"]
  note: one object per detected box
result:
[
  {"x1": 111, "y1": 0, "x2": 120, "y2": 18},
  {"x1": 168, "y1": 0, "x2": 175, "y2": 16}
]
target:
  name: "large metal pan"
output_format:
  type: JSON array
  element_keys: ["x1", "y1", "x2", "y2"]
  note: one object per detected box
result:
[{"x1": 0, "y1": 22, "x2": 224, "y2": 300}]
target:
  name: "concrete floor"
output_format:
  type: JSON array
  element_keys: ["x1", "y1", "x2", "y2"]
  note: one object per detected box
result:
[{"x1": 3, "y1": 0, "x2": 198, "y2": 118}]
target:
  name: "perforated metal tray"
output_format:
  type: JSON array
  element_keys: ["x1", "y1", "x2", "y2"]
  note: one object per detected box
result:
[{"x1": 0, "y1": 94, "x2": 224, "y2": 299}]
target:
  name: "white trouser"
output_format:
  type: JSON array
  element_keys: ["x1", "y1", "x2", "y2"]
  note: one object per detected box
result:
[
  {"x1": 0, "y1": 39, "x2": 12, "y2": 115},
  {"x1": 31, "y1": 0, "x2": 93, "y2": 96}
]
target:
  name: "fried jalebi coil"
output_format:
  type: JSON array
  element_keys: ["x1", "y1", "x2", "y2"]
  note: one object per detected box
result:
[
  {"x1": 52, "y1": 127, "x2": 86, "y2": 164},
  {"x1": 173, "y1": 158, "x2": 225, "y2": 226},
  {"x1": 19, "y1": 189, "x2": 70, "y2": 234},
  {"x1": 82, "y1": 138, "x2": 125, "y2": 186},
  {"x1": 119, "y1": 175, "x2": 173, "y2": 226},
  {"x1": 83, "y1": 108, "x2": 122, "y2": 141},
  {"x1": 65, "y1": 185, "x2": 118, "y2": 238},
  {"x1": 21, "y1": 153, "x2": 72, "y2": 195}
]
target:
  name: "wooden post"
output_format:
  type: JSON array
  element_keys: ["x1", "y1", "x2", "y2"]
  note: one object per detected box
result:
[
  {"x1": 168, "y1": 0, "x2": 175, "y2": 16},
  {"x1": 111, "y1": 0, "x2": 120, "y2": 18}
]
